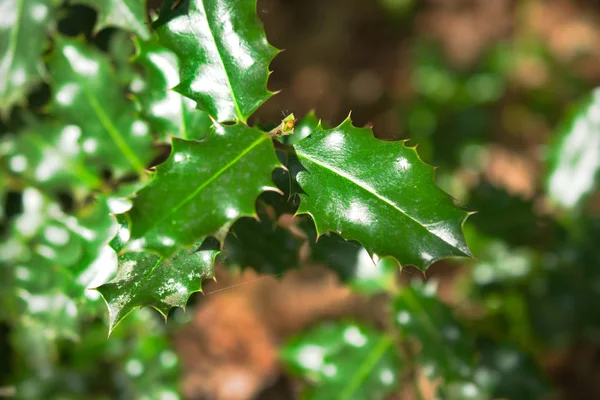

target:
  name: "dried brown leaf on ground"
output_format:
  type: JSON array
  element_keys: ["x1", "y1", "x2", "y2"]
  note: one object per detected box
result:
[{"x1": 173, "y1": 265, "x2": 372, "y2": 400}]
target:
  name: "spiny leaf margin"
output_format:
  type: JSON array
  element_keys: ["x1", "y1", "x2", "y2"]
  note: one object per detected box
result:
[
  {"x1": 152, "y1": 0, "x2": 279, "y2": 123},
  {"x1": 292, "y1": 116, "x2": 472, "y2": 271}
]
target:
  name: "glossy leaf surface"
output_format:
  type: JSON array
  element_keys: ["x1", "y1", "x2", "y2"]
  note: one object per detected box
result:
[
  {"x1": 394, "y1": 282, "x2": 479, "y2": 389},
  {"x1": 97, "y1": 247, "x2": 217, "y2": 333},
  {"x1": 127, "y1": 124, "x2": 280, "y2": 257},
  {"x1": 153, "y1": 0, "x2": 278, "y2": 123},
  {"x1": 0, "y1": 0, "x2": 53, "y2": 114},
  {"x1": 281, "y1": 322, "x2": 401, "y2": 400},
  {"x1": 73, "y1": 0, "x2": 150, "y2": 39},
  {"x1": 133, "y1": 40, "x2": 211, "y2": 140},
  {"x1": 547, "y1": 88, "x2": 600, "y2": 210},
  {"x1": 293, "y1": 118, "x2": 471, "y2": 270},
  {"x1": 49, "y1": 37, "x2": 153, "y2": 175}
]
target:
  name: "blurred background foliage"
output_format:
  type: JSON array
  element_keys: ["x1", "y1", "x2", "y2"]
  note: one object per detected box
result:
[{"x1": 2, "y1": 0, "x2": 600, "y2": 399}]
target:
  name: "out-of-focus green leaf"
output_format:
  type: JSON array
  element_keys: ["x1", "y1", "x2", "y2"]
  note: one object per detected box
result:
[
  {"x1": 126, "y1": 124, "x2": 280, "y2": 257},
  {"x1": 1, "y1": 188, "x2": 117, "y2": 369},
  {"x1": 223, "y1": 204, "x2": 303, "y2": 275},
  {"x1": 6, "y1": 188, "x2": 115, "y2": 272},
  {"x1": 0, "y1": 0, "x2": 54, "y2": 115},
  {"x1": 72, "y1": 0, "x2": 151, "y2": 39},
  {"x1": 394, "y1": 282, "x2": 479, "y2": 389},
  {"x1": 473, "y1": 342, "x2": 550, "y2": 400},
  {"x1": 303, "y1": 219, "x2": 398, "y2": 294},
  {"x1": 96, "y1": 247, "x2": 217, "y2": 333},
  {"x1": 293, "y1": 117, "x2": 472, "y2": 271},
  {"x1": 464, "y1": 227, "x2": 538, "y2": 287},
  {"x1": 547, "y1": 88, "x2": 600, "y2": 210},
  {"x1": 467, "y1": 183, "x2": 555, "y2": 248},
  {"x1": 3, "y1": 123, "x2": 102, "y2": 193},
  {"x1": 109, "y1": 30, "x2": 137, "y2": 86},
  {"x1": 153, "y1": 0, "x2": 278, "y2": 123},
  {"x1": 281, "y1": 322, "x2": 401, "y2": 400},
  {"x1": 133, "y1": 40, "x2": 211, "y2": 140},
  {"x1": 49, "y1": 37, "x2": 154, "y2": 176}
]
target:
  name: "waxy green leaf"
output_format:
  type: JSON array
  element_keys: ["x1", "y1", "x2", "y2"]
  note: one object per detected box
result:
[
  {"x1": 281, "y1": 322, "x2": 401, "y2": 400},
  {"x1": 72, "y1": 0, "x2": 150, "y2": 39},
  {"x1": 0, "y1": 0, "x2": 54, "y2": 114},
  {"x1": 293, "y1": 118, "x2": 471, "y2": 270},
  {"x1": 547, "y1": 87, "x2": 600, "y2": 210},
  {"x1": 96, "y1": 248, "x2": 217, "y2": 333},
  {"x1": 153, "y1": 0, "x2": 278, "y2": 123},
  {"x1": 4, "y1": 122, "x2": 102, "y2": 192},
  {"x1": 133, "y1": 40, "x2": 211, "y2": 140},
  {"x1": 127, "y1": 124, "x2": 281, "y2": 257},
  {"x1": 49, "y1": 37, "x2": 154, "y2": 176}
]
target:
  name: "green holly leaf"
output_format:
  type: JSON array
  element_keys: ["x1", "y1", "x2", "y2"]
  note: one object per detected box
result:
[
  {"x1": 293, "y1": 118, "x2": 471, "y2": 271},
  {"x1": 126, "y1": 124, "x2": 280, "y2": 257},
  {"x1": 281, "y1": 322, "x2": 401, "y2": 400},
  {"x1": 132, "y1": 40, "x2": 211, "y2": 140},
  {"x1": 547, "y1": 87, "x2": 600, "y2": 210},
  {"x1": 153, "y1": 0, "x2": 278, "y2": 123},
  {"x1": 393, "y1": 281, "x2": 478, "y2": 387},
  {"x1": 49, "y1": 37, "x2": 154, "y2": 176},
  {"x1": 72, "y1": 0, "x2": 151, "y2": 40},
  {"x1": 96, "y1": 247, "x2": 217, "y2": 333},
  {"x1": 0, "y1": 0, "x2": 55, "y2": 115},
  {"x1": 4, "y1": 122, "x2": 102, "y2": 193}
]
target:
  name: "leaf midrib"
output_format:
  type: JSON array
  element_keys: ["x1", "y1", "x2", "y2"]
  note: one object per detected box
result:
[
  {"x1": 137, "y1": 134, "x2": 270, "y2": 241},
  {"x1": 295, "y1": 150, "x2": 460, "y2": 252},
  {"x1": 83, "y1": 88, "x2": 146, "y2": 173},
  {"x1": 30, "y1": 133, "x2": 101, "y2": 188},
  {"x1": 186, "y1": 0, "x2": 245, "y2": 122},
  {"x1": 338, "y1": 334, "x2": 393, "y2": 400}
]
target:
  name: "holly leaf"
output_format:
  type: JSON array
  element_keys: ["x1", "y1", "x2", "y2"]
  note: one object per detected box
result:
[
  {"x1": 153, "y1": 0, "x2": 278, "y2": 123},
  {"x1": 132, "y1": 40, "x2": 211, "y2": 140},
  {"x1": 547, "y1": 87, "x2": 600, "y2": 210},
  {"x1": 293, "y1": 118, "x2": 471, "y2": 271},
  {"x1": 127, "y1": 124, "x2": 280, "y2": 257},
  {"x1": 96, "y1": 247, "x2": 217, "y2": 333},
  {"x1": 72, "y1": 0, "x2": 151, "y2": 40},
  {"x1": 394, "y1": 282, "x2": 479, "y2": 389},
  {"x1": 0, "y1": 0, "x2": 55, "y2": 115},
  {"x1": 49, "y1": 37, "x2": 154, "y2": 176},
  {"x1": 4, "y1": 122, "x2": 102, "y2": 193},
  {"x1": 281, "y1": 322, "x2": 401, "y2": 400}
]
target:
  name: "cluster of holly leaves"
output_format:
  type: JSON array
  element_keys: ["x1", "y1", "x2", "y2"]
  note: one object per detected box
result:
[{"x1": 1, "y1": 0, "x2": 600, "y2": 399}]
